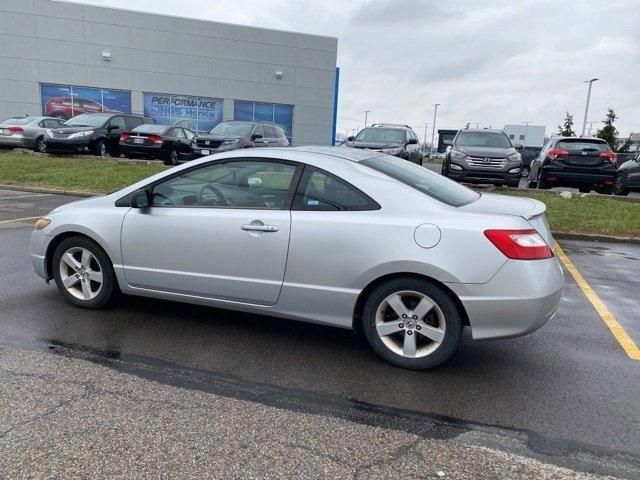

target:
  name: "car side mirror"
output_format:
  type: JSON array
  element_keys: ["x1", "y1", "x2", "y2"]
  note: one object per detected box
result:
[
  {"x1": 514, "y1": 144, "x2": 524, "y2": 150},
  {"x1": 252, "y1": 133, "x2": 263, "y2": 140},
  {"x1": 347, "y1": 136, "x2": 354, "y2": 142},
  {"x1": 407, "y1": 138, "x2": 418, "y2": 145},
  {"x1": 131, "y1": 189, "x2": 150, "y2": 209},
  {"x1": 107, "y1": 124, "x2": 119, "y2": 132}
]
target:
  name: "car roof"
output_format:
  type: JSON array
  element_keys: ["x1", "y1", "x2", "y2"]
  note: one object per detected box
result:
[
  {"x1": 286, "y1": 145, "x2": 385, "y2": 162},
  {"x1": 458, "y1": 129, "x2": 506, "y2": 134},
  {"x1": 553, "y1": 136, "x2": 606, "y2": 142}
]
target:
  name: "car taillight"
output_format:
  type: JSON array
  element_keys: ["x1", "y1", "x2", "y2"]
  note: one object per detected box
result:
[
  {"x1": 148, "y1": 134, "x2": 163, "y2": 144},
  {"x1": 120, "y1": 132, "x2": 131, "y2": 141},
  {"x1": 599, "y1": 151, "x2": 617, "y2": 164},
  {"x1": 547, "y1": 148, "x2": 568, "y2": 160},
  {"x1": 8, "y1": 126, "x2": 24, "y2": 135},
  {"x1": 484, "y1": 229, "x2": 553, "y2": 260}
]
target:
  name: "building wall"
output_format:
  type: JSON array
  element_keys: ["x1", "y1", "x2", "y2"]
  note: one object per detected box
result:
[
  {"x1": 0, "y1": 0, "x2": 338, "y2": 145},
  {"x1": 503, "y1": 124, "x2": 546, "y2": 148}
]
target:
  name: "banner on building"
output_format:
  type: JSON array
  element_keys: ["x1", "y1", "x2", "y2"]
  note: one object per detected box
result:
[
  {"x1": 144, "y1": 93, "x2": 223, "y2": 132},
  {"x1": 40, "y1": 84, "x2": 131, "y2": 120}
]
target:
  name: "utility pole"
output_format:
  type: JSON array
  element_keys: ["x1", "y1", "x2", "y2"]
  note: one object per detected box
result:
[
  {"x1": 581, "y1": 78, "x2": 598, "y2": 137},
  {"x1": 430, "y1": 104, "x2": 440, "y2": 157},
  {"x1": 586, "y1": 121, "x2": 599, "y2": 136},
  {"x1": 522, "y1": 121, "x2": 532, "y2": 147},
  {"x1": 364, "y1": 111, "x2": 370, "y2": 128},
  {"x1": 472, "y1": 122, "x2": 482, "y2": 129},
  {"x1": 423, "y1": 122, "x2": 431, "y2": 150}
]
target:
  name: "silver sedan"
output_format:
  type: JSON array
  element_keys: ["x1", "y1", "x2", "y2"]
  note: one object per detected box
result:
[
  {"x1": 29, "y1": 147, "x2": 564, "y2": 369},
  {"x1": 0, "y1": 116, "x2": 65, "y2": 152}
]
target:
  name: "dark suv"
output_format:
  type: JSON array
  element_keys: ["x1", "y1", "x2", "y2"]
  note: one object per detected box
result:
[
  {"x1": 527, "y1": 137, "x2": 617, "y2": 194},
  {"x1": 44, "y1": 113, "x2": 154, "y2": 157},
  {"x1": 193, "y1": 121, "x2": 289, "y2": 158},
  {"x1": 345, "y1": 124, "x2": 422, "y2": 164},
  {"x1": 442, "y1": 129, "x2": 523, "y2": 187}
]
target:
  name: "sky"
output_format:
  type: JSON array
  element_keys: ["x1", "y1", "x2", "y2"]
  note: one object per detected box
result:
[{"x1": 75, "y1": 0, "x2": 639, "y2": 141}]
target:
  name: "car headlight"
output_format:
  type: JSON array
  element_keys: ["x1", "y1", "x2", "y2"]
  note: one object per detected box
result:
[
  {"x1": 508, "y1": 153, "x2": 522, "y2": 162},
  {"x1": 450, "y1": 149, "x2": 467, "y2": 160},
  {"x1": 380, "y1": 147, "x2": 403, "y2": 155},
  {"x1": 449, "y1": 164, "x2": 463, "y2": 171},
  {"x1": 222, "y1": 139, "x2": 239, "y2": 145},
  {"x1": 68, "y1": 130, "x2": 94, "y2": 139},
  {"x1": 508, "y1": 167, "x2": 522, "y2": 174}
]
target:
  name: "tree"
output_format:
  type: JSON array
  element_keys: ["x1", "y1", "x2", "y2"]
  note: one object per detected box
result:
[
  {"x1": 617, "y1": 134, "x2": 632, "y2": 153},
  {"x1": 596, "y1": 107, "x2": 618, "y2": 151},
  {"x1": 464, "y1": 122, "x2": 470, "y2": 130},
  {"x1": 558, "y1": 112, "x2": 575, "y2": 136}
]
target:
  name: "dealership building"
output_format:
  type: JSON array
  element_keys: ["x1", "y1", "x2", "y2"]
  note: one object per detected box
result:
[{"x1": 0, "y1": 0, "x2": 339, "y2": 145}]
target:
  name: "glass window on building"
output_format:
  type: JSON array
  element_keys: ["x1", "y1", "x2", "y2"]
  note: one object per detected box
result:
[{"x1": 234, "y1": 100, "x2": 294, "y2": 143}]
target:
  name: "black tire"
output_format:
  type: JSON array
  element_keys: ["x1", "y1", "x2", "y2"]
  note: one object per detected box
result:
[
  {"x1": 168, "y1": 148, "x2": 179, "y2": 166},
  {"x1": 614, "y1": 175, "x2": 630, "y2": 196},
  {"x1": 361, "y1": 278, "x2": 462, "y2": 370},
  {"x1": 34, "y1": 136, "x2": 47, "y2": 153},
  {"x1": 95, "y1": 139, "x2": 108, "y2": 157},
  {"x1": 51, "y1": 236, "x2": 116, "y2": 309}
]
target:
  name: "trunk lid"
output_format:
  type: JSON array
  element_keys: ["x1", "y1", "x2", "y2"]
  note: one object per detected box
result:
[
  {"x1": 459, "y1": 192, "x2": 554, "y2": 247},
  {"x1": 555, "y1": 139, "x2": 612, "y2": 171}
]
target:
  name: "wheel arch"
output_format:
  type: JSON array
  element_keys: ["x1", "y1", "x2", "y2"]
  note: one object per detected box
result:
[{"x1": 352, "y1": 272, "x2": 470, "y2": 332}]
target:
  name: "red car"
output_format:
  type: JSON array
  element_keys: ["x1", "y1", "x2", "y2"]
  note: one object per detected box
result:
[{"x1": 44, "y1": 96, "x2": 119, "y2": 120}]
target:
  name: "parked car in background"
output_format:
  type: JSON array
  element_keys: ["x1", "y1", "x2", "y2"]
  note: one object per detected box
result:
[
  {"x1": 527, "y1": 137, "x2": 617, "y2": 194},
  {"x1": 44, "y1": 96, "x2": 119, "y2": 120},
  {"x1": 120, "y1": 124, "x2": 195, "y2": 165},
  {"x1": 345, "y1": 124, "x2": 422, "y2": 164},
  {"x1": 614, "y1": 151, "x2": 640, "y2": 196},
  {"x1": 442, "y1": 129, "x2": 522, "y2": 187},
  {"x1": 519, "y1": 146, "x2": 542, "y2": 177},
  {"x1": 30, "y1": 146, "x2": 563, "y2": 370},
  {"x1": 0, "y1": 116, "x2": 64, "y2": 152},
  {"x1": 193, "y1": 121, "x2": 289, "y2": 158},
  {"x1": 44, "y1": 113, "x2": 154, "y2": 157}
]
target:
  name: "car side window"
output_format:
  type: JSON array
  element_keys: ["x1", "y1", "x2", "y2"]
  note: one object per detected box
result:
[
  {"x1": 150, "y1": 160, "x2": 297, "y2": 209},
  {"x1": 253, "y1": 124, "x2": 264, "y2": 137},
  {"x1": 264, "y1": 125, "x2": 277, "y2": 138},
  {"x1": 183, "y1": 129, "x2": 195, "y2": 141},
  {"x1": 292, "y1": 167, "x2": 380, "y2": 211},
  {"x1": 125, "y1": 117, "x2": 143, "y2": 130},
  {"x1": 173, "y1": 128, "x2": 186, "y2": 139},
  {"x1": 108, "y1": 116, "x2": 126, "y2": 131},
  {"x1": 41, "y1": 119, "x2": 60, "y2": 128}
]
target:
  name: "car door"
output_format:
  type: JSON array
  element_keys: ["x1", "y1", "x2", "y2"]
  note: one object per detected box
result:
[
  {"x1": 251, "y1": 124, "x2": 268, "y2": 147},
  {"x1": 182, "y1": 128, "x2": 196, "y2": 158},
  {"x1": 120, "y1": 158, "x2": 300, "y2": 305},
  {"x1": 106, "y1": 116, "x2": 126, "y2": 154},
  {"x1": 171, "y1": 127, "x2": 189, "y2": 157},
  {"x1": 628, "y1": 153, "x2": 640, "y2": 188}
]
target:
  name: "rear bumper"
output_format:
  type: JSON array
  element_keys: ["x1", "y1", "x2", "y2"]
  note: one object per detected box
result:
[
  {"x1": 120, "y1": 144, "x2": 163, "y2": 157},
  {"x1": 447, "y1": 256, "x2": 564, "y2": 340},
  {"x1": 447, "y1": 168, "x2": 521, "y2": 185},
  {"x1": 0, "y1": 136, "x2": 33, "y2": 148},
  {"x1": 542, "y1": 168, "x2": 616, "y2": 185}
]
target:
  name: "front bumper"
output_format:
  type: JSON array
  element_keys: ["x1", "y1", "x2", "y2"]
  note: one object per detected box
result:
[
  {"x1": 193, "y1": 143, "x2": 241, "y2": 157},
  {"x1": 44, "y1": 137, "x2": 92, "y2": 153},
  {"x1": 30, "y1": 228, "x2": 52, "y2": 281},
  {"x1": 447, "y1": 167, "x2": 521, "y2": 185},
  {"x1": 447, "y1": 256, "x2": 564, "y2": 340}
]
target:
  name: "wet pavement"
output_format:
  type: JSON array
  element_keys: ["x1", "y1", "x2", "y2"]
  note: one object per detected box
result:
[{"x1": 1, "y1": 189, "x2": 639, "y2": 478}]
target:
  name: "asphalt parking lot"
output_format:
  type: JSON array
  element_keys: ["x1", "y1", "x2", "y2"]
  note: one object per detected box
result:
[{"x1": 1, "y1": 189, "x2": 639, "y2": 478}]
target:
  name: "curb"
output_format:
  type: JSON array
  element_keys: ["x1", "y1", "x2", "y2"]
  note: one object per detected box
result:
[
  {"x1": 493, "y1": 186, "x2": 640, "y2": 204},
  {"x1": 553, "y1": 231, "x2": 640, "y2": 245},
  {"x1": 0, "y1": 184, "x2": 97, "y2": 197}
]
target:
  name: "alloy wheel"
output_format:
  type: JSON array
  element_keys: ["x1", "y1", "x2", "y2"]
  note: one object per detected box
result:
[
  {"x1": 614, "y1": 175, "x2": 626, "y2": 195},
  {"x1": 36, "y1": 138, "x2": 47, "y2": 153},
  {"x1": 58, "y1": 247, "x2": 104, "y2": 301},
  {"x1": 100, "y1": 143, "x2": 107, "y2": 157},
  {"x1": 375, "y1": 290, "x2": 446, "y2": 358},
  {"x1": 170, "y1": 149, "x2": 179, "y2": 165}
]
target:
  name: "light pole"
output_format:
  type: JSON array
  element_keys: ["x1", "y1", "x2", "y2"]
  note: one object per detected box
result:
[
  {"x1": 472, "y1": 122, "x2": 482, "y2": 129},
  {"x1": 581, "y1": 78, "x2": 598, "y2": 137},
  {"x1": 364, "y1": 111, "x2": 370, "y2": 128},
  {"x1": 423, "y1": 122, "x2": 431, "y2": 150},
  {"x1": 522, "y1": 121, "x2": 532, "y2": 146},
  {"x1": 430, "y1": 103, "x2": 440, "y2": 157}
]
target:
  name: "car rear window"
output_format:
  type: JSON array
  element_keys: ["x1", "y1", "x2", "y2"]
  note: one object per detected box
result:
[
  {"x1": 1, "y1": 117, "x2": 34, "y2": 125},
  {"x1": 556, "y1": 139, "x2": 610, "y2": 152},
  {"x1": 361, "y1": 156, "x2": 480, "y2": 207}
]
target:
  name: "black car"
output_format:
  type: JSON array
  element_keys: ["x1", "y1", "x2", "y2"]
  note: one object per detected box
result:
[
  {"x1": 527, "y1": 137, "x2": 617, "y2": 194},
  {"x1": 345, "y1": 124, "x2": 422, "y2": 164},
  {"x1": 519, "y1": 146, "x2": 542, "y2": 178},
  {"x1": 442, "y1": 129, "x2": 523, "y2": 187},
  {"x1": 614, "y1": 151, "x2": 640, "y2": 196},
  {"x1": 44, "y1": 113, "x2": 154, "y2": 157},
  {"x1": 120, "y1": 124, "x2": 196, "y2": 165},
  {"x1": 193, "y1": 121, "x2": 289, "y2": 158}
]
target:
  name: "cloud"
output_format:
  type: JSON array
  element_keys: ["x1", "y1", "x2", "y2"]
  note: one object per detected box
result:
[{"x1": 78, "y1": 0, "x2": 640, "y2": 138}]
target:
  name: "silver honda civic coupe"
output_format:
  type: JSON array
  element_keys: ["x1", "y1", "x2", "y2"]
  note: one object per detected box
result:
[{"x1": 30, "y1": 146, "x2": 564, "y2": 369}]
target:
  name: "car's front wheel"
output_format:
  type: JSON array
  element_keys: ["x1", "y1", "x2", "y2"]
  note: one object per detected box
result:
[
  {"x1": 35, "y1": 136, "x2": 47, "y2": 153},
  {"x1": 614, "y1": 175, "x2": 630, "y2": 196},
  {"x1": 361, "y1": 278, "x2": 462, "y2": 370},
  {"x1": 52, "y1": 236, "x2": 116, "y2": 309}
]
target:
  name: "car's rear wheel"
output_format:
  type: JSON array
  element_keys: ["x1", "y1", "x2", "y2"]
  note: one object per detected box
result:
[
  {"x1": 166, "y1": 148, "x2": 179, "y2": 166},
  {"x1": 52, "y1": 236, "x2": 115, "y2": 309},
  {"x1": 35, "y1": 136, "x2": 47, "y2": 153},
  {"x1": 614, "y1": 175, "x2": 630, "y2": 196},
  {"x1": 361, "y1": 278, "x2": 462, "y2": 370}
]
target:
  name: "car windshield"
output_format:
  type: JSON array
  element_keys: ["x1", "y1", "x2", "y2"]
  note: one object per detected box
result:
[
  {"x1": 209, "y1": 122, "x2": 254, "y2": 136},
  {"x1": 64, "y1": 114, "x2": 111, "y2": 127},
  {"x1": 1, "y1": 117, "x2": 34, "y2": 125},
  {"x1": 354, "y1": 128, "x2": 405, "y2": 143},
  {"x1": 361, "y1": 156, "x2": 480, "y2": 207},
  {"x1": 132, "y1": 124, "x2": 169, "y2": 134},
  {"x1": 456, "y1": 131, "x2": 511, "y2": 148},
  {"x1": 557, "y1": 139, "x2": 609, "y2": 152}
]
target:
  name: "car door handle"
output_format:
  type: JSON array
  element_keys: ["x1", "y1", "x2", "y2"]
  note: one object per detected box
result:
[{"x1": 241, "y1": 224, "x2": 279, "y2": 232}]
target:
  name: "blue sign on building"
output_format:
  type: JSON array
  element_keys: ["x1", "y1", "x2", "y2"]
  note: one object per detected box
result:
[{"x1": 144, "y1": 93, "x2": 223, "y2": 132}]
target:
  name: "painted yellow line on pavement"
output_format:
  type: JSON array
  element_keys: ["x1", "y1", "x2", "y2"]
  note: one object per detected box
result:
[
  {"x1": 0, "y1": 216, "x2": 40, "y2": 225},
  {"x1": 555, "y1": 241, "x2": 640, "y2": 361},
  {"x1": 0, "y1": 193, "x2": 52, "y2": 200}
]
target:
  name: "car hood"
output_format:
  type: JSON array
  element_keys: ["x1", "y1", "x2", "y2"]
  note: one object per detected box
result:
[
  {"x1": 455, "y1": 146, "x2": 516, "y2": 157},
  {"x1": 347, "y1": 141, "x2": 403, "y2": 150}
]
